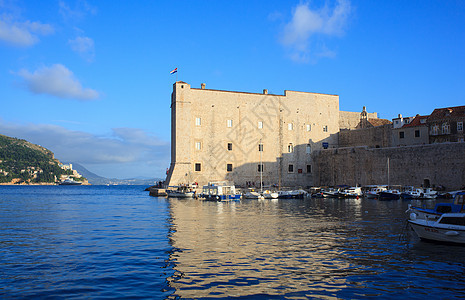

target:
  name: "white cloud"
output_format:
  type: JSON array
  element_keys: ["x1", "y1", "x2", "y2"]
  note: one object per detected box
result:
[
  {"x1": 17, "y1": 64, "x2": 99, "y2": 100},
  {"x1": 279, "y1": 0, "x2": 351, "y2": 62},
  {"x1": 0, "y1": 18, "x2": 54, "y2": 47},
  {"x1": 0, "y1": 120, "x2": 170, "y2": 178},
  {"x1": 69, "y1": 36, "x2": 95, "y2": 62},
  {"x1": 59, "y1": 0, "x2": 97, "y2": 21}
]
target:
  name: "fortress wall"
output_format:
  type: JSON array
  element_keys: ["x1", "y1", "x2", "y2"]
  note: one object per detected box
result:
[
  {"x1": 313, "y1": 143, "x2": 465, "y2": 190},
  {"x1": 339, "y1": 125, "x2": 392, "y2": 148},
  {"x1": 339, "y1": 110, "x2": 378, "y2": 130}
]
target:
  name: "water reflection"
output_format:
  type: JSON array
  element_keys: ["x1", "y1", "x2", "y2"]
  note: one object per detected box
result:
[{"x1": 168, "y1": 197, "x2": 465, "y2": 299}]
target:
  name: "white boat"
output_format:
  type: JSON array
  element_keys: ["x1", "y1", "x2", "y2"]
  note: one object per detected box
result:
[
  {"x1": 402, "y1": 187, "x2": 438, "y2": 200},
  {"x1": 406, "y1": 192, "x2": 465, "y2": 221},
  {"x1": 200, "y1": 182, "x2": 241, "y2": 201},
  {"x1": 262, "y1": 190, "x2": 279, "y2": 199},
  {"x1": 59, "y1": 178, "x2": 82, "y2": 185},
  {"x1": 339, "y1": 186, "x2": 362, "y2": 198},
  {"x1": 166, "y1": 185, "x2": 195, "y2": 198},
  {"x1": 408, "y1": 212, "x2": 465, "y2": 244},
  {"x1": 320, "y1": 188, "x2": 340, "y2": 198},
  {"x1": 243, "y1": 191, "x2": 263, "y2": 199}
]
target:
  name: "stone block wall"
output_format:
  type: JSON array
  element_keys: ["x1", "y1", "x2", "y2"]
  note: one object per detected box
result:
[
  {"x1": 313, "y1": 143, "x2": 465, "y2": 191},
  {"x1": 339, "y1": 124, "x2": 392, "y2": 148}
]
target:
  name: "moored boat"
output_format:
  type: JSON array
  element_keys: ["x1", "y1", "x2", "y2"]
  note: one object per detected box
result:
[
  {"x1": 200, "y1": 181, "x2": 241, "y2": 201},
  {"x1": 59, "y1": 178, "x2": 82, "y2": 185},
  {"x1": 166, "y1": 185, "x2": 195, "y2": 198},
  {"x1": 339, "y1": 186, "x2": 362, "y2": 198},
  {"x1": 408, "y1": 212, "x2": 465, "y2": 244},
  {"x1": 406, "y1": 192, "x2": 465, "y2": 221}
]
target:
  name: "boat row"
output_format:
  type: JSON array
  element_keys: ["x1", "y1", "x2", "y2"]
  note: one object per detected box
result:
[
  {"x1": 165, "y1": 182, "x2": 308, "y2": 201},
  {"x1": 312, "y1": 185, "x2": 441, "y2": 200}
]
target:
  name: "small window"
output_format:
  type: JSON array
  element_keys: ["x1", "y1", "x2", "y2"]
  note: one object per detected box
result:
[
  {"x1": 323, "y1": 125, "x2": 328, "y2": 132},
  {"x1": 195, "y1": 117, "x2": 201, "y2": 126},
  {"x1": 227, "y1": 120, "x2": 233, "y2": 128},
  {"x1": 258, "y1": 143, "x2": 263, "y2": 152},
  {"x1": 195, "y1": 142, "x2": 201, "y2": 150},
  {"x1": 288, "y1": 123, "x2": 293, "y2": 130},
  {"x1": 399, "y1": 131, "x2": 405, "y2": 139},
  {"x1": 227, "y1": 143, "x2": 232, "y2": 151},
  {"x1": 415, "y1": 130, "x2": 420, "y2": 138},
  {"x1": 288, "y1": 143, "x2": 294, "y2": 153},
  {"x1": 288, "y1": 164, "x2": 294, "y2": 173},
  {"x1": 258, "y1": 121, "x2": 263, "y2": 129},
  {"x1": 306, "y1": 165, "x2": 312, "y2": 173},
  {"x1": 306, "y1": 144, "x2": 311, "y2": 154},
  {"x1": 442, "y1": 123, "x2": 450, "y2": 134},
  {"x1": 195, "y1": 163, "x2": 201, "y2": 172},
  {"x1": 227, "y1": 164, "x2": 233, "y2": 172},
  {"x1": 458, "y1": 122, "x2": 463, "y2": 132},
  {"x1": 306, "y1": 124, "x2": 311, "y2": 131},
  {"x1": 258, "y1": 164, "x2": 264, "y2": 173}
]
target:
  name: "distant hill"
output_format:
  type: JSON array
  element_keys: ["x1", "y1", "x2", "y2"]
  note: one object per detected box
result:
[
  {"x1": 0, "y1": 134, "x2": 86, "y2": 184},
  {"x1": 69, "y1": 162, "x2": 163, "y2": 185}
]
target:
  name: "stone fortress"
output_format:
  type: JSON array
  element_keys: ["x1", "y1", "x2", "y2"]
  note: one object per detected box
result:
[{"x1": 165, "y1": 81, "x2": 465, "y2": 190}]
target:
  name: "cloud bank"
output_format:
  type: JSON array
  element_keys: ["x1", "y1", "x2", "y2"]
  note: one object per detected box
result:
[
  {"x1": 0, "y1": 120, "x2": 170, "y2": 179},
  {"x1": 17, "y1": 64, "x2": 99, "y2": 100},
  {"x1": 0, "y1": 18, "x2": 54, "y2": 47},
  {"x1": 280, "y1": 0, "x2": 351, "y2": 62}
]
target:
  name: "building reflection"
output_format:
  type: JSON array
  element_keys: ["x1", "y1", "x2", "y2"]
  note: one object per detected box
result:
[{"x1": 167, "y1": 198, "x2": 354, "y2": 298}]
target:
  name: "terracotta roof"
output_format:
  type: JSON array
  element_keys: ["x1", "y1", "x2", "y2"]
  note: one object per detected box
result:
[
  {"x1": 368, "y1": 118, "x2": 392, "y2": 127},
  {"x1": 403, "y1": 115, "x2": 429, "y2": 128},
  {"x1": 428, "y1": 105, "x2": 465, "y2": 120}
]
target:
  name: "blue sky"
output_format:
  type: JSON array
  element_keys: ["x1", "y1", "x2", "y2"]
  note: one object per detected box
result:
[{"x1": 1, "y1": 0, "x2": 464, "y2": 179}]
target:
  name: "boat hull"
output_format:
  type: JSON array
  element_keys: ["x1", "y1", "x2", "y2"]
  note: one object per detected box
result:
[{"x1": 409, "y1": 220, "x2": 465, "y2": 244}]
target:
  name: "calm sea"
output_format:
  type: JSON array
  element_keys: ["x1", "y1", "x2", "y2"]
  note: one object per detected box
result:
[{"x1": 1, "y1": 186, "x2": 464, "y2": 299}]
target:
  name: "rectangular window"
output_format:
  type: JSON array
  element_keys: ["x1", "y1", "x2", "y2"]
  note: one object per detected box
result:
[
  {"x1": 258, "y1": 121, "x2": 263, "y2": 129},
  {"x1": 227, "y1": 164, "x2": 233, "y2": 172},
  {"x1": 195, "y1": 141, "x2": 201, "y2": 150},
  {"x1": 288, "y1": 164, "x2": 294, "y2": 173},
  {"x1": 306, "y1": 124, "x2": 311, "y2": 131},
  {"x1": 288, "y1": 123, "x2": 293, "y2": 130},
  {"x1": 227, "y1": 119, "x2": 233, "y2": 128},
  {"x1": 258, "y1": 143, "x2": 263, "y2": 152},
  {"x1": 306, "y1": 144, "x2": 311, "y2": 154},
  {"x1": 399, "y1": 131, "x2": 405, "y2": 139},
  {"x1": 442, "y1": 123, "x2": 450, "y2": 134},
  {"x1": 195, "y1": 117, "x2": 201, "y2": 126},
  {"x1": 323, "y1": 125, "x2": 328, "y2": 132},
  {"x1": 458, "y1": 122, "x2": 463, "y2": 132},
  {"x1": 432, "y1": 125, "x2": 439, "y2": 135},
  {"x1": 307, "y1": 165, "x2": 312, "y2": 173},
  {"x1": 415, "y1": 130, "x2": 420, "y2": 138},
  {"x1": 227, "y1": 143, "x2": 232, "y2": 151},
  {"x1": 258, "y1": 164, "x2": 264, "y2": 173},
  {"x1": 195, "y1": 163, "x2": 201, "y2": 172}
]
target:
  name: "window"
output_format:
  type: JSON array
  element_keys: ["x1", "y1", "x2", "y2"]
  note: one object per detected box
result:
[
  {"x1": 288, "y1": 164, "x2": 294, "y2": 173},
  {"x1": 399, "y1": 131, "x2": 405, "y2": 139},
  {"x1": 306, "y1": 124, "x2": 311, "y2": 131},
  {"x1": 195, "y1": 117, "x2": 201, "y2": 126},
  {"x1": 258, "y1": 121, "x2": 263, "y2": 129},
  {"x1": 195, "y1": 163, "x2": 201, "y2": 172},
  {"x1": 306, "y1": 144, "x2": 311, "y2": 154},
  {"x1": 415, "y1": 130, "x2": 420, "y2": 138},
  {"x1": 432, "y1": 125, "x2": 439, "y2": 135},
  {"x1": 458, "y1": 122, "x2": 463, "y2": 132},
  {"x1": 323, "y1": 125, "x2": 328, "y2": 132},
  {"x1": 195, "y1": 142, "x2": 201, "y2": 150},
  {"x1": 227, "y1": 164, "x2": 233, "y2": 172},
  {"x1": 227, "y1": 119, "x2": 233, "y2": 128},
  {"x1": 258, "y1": 143, "x2": 263, "y2": 152},
  {"x1": 227, "y1": 143, "x2": 233, "y2": 151},
  {"x1": 442, "y1": 123, "x2": 450, "y2": 134},
  {"x1": 258, "y1": 164, "x2": 264, "y2": 173},
  {"x1": 288, "y1": 143, "x2": 294, "y2": 153},
  {"x1": 307, "y1": 165, "x2": 312, "y2": 173},
  {"x1": 288, "y1": 123, "x2": 293, "y2": 130}
]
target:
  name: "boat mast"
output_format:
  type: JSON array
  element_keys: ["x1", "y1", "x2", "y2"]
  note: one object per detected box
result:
[
  {"x1": 387, "y1": 157, "x2": 390, "y2": 188},
  {"x1": 260, "y1": 138, "x2": 263, "y2": 193}
]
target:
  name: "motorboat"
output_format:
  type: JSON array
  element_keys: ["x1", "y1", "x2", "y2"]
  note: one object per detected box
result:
[
  {"x1": 378, "y1": 189, "x2": 401, "y2": 200},
  {"x1": 364, "y1": 186, "x2": 387, "y2": 199},
  {"x1": 319, "y1": 188, "x2": 340, "y2": 198},
  {"x1": 408, "y1": 212, "x2": 465, "y2": 244},
  {"x1": 401, "y1": 187, "x2": 438, "y2": 200},
  {"x1": 59, "y1": 178, "x2": 82, "y2": 185},
  {"x1": 200, "y1": 182, "x2": 241, "y2": 201},
  {"x1": 166, "y1": 185, "x2": 195, "y2": 198},
  {"x1": 243, "y1": 191, "x2": 263, "y2": 199},
  {"x1": 406, "y1": 192, "x2": 465, "y2": 221},
  {"x1": 262, "y1": 190, "x2": 279, "y2": 199},
  {"x1": 278, "y1": 189, "x2": 307, "y2": 199},
  {"x1": 339, "y1": 186, "x2": 362, "y2": 198}
]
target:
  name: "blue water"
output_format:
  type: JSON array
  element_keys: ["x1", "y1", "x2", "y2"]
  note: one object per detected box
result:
[{"x1": 1, "y1": 186, "x2": 465, "y2": 299}]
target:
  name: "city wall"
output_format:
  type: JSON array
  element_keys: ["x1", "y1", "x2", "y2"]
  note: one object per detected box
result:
[
  {"x1": 313, "y1": 143, "x2": 465, "y2": 191},
  {"x1": 339, "y1": 124, "x2": 392, "y2": 148}
]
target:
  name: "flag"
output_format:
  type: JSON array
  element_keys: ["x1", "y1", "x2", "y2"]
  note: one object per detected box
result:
[{"x1": 170, "y1": 68, "x2": 177, "y2": 74}]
